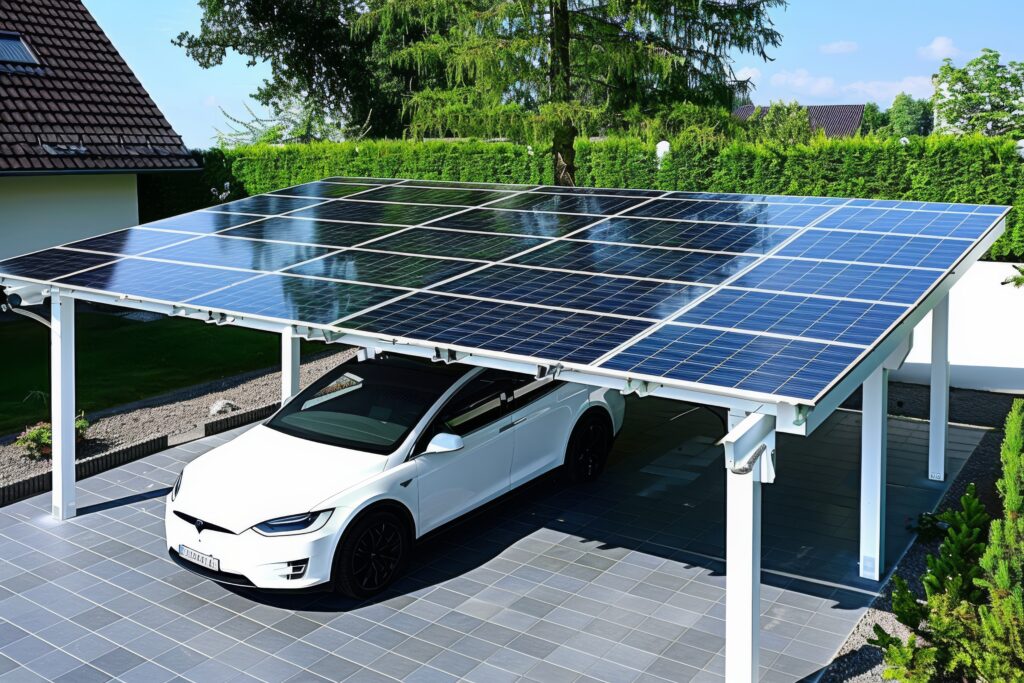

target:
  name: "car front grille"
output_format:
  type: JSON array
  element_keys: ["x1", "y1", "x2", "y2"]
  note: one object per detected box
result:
[{"x1": 174, "y1": 510, "x2": 234, "y2": 535}]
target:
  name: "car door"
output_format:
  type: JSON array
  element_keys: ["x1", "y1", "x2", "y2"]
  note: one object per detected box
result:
[
  {"x1": 413, "y1": 370, "x2": 516, "y2": 533},
  {"x1": 506, "y1": 376, "x2": 578, "y2": 488}
]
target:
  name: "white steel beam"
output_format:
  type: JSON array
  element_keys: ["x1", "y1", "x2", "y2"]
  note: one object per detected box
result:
[
  {"x1": 725, "y1": 409, "x2": 763, "y2": 683},
  {"x1": 929, "y1": 297, "x2": 950, "y2": 481},
  {"x1": 859, "y1": 366, "x2": 888, "y2": 581},
  {"x1": 281, "y1": 326, "x2": 300, "y2": 405},
  {"x1": 51, "y1": 291, "x2": 76, "y2": 521}
]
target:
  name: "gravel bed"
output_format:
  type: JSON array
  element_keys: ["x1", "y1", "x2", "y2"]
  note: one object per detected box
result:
[
  {"x1": 822, "y1": 385, "x2": 1013, "y2": 682},
  {"x1": 0, "y1": 348, "x2": 356, "y2": 486}
]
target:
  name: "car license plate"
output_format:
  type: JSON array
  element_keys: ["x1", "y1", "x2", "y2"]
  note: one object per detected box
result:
[{"x1": 178, "y1": 544, "x2": 219, "y2": 572}]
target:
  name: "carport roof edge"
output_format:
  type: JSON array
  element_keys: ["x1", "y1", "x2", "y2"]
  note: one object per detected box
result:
[{"x1": 0, "y1": 178, "x2": 1009, "y2": 432}]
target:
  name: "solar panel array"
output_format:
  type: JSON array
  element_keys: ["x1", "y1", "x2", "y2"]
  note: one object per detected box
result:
[{"x1": 0, "y1": 178, "x2": 1008, "y2": 404}]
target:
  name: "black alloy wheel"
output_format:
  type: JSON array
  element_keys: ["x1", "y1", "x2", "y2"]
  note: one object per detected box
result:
[
  {"x1": 334, "y1": 510, "x2": 409, "y2": 598},
  {"x1": 565, "y1": 411, "x2": 612, "y2": 483}
]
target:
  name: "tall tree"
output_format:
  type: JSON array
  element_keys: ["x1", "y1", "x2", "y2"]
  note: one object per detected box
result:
[
  {"x1": 173, "y1": 0, "x2": 442, "y2": 138},
  {"x1": 934, "y1": 49, "x2": 1024, "y2": 137},
  {"x1": 888, "y1": 92, "x2": 933, "y2": 137},
  {"x1": 360, "y1": 0, "x2": 785, "y2": 184}
]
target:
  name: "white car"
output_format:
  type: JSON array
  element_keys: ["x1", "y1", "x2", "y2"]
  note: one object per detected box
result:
[{"x1": 166, "y1": 354, "x2": 624, "y2": 597}]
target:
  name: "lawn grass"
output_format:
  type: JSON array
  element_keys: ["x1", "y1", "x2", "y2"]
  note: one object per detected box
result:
[{"x1": 0, "y1": 312, "x2": 318, "y2": 435}]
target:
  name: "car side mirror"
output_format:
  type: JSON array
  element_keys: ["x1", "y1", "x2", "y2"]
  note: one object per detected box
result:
[{"x1": 423, "y1": 433, "x2": 464, "y2": 454}]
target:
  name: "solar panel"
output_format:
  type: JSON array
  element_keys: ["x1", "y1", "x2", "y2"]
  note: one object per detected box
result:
[
  {"x1": 0, "y1": 176, "x2": 1008, "y2": 406},
  {"x1": 579, "y1": 218, "x2": 796, "y2": 254}
]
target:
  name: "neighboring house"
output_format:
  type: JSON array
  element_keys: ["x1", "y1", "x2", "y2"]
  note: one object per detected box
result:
[
  {"x1": 0, "y1": 0, "x2": 197, "y2": 260},
  {"x1": 732, "y1": 104, "x2": 865, "y2": 138}
]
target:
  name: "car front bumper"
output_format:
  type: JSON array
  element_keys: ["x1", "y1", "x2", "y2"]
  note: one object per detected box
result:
[{"x1": 164, "y1": 500, "x2": 349, "y2": 590}]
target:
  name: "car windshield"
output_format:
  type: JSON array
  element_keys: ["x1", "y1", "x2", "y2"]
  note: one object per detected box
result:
[{"x1": 266, "y1": 356, "x2": 468, "y2": 454}]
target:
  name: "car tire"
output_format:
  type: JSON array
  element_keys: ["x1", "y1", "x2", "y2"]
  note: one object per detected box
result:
[
  {"x1": 564, "y1": 410, "x2": 612, "y2": 483},
  {"x1": 333, "y1": 508, "x2": 410, "y2": 599}
]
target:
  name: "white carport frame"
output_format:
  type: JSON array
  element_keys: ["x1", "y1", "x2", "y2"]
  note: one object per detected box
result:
[{"x1": 16, "y1": 215, "x2": 1001, "y2": 683}]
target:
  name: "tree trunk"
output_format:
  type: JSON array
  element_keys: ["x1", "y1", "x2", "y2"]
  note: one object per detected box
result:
[{"x1": 550, "y1": 0, "x2": 576, "y2": 186}]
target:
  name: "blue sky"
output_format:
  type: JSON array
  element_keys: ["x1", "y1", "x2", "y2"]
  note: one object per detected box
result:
[{"x1": 84, "y1": 1, "x2": 1024, "y2": 149}]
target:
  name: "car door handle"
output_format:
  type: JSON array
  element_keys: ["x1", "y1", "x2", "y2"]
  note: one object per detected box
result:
[{"x1": 499, "y1": 416, "x2": 527, "y2": 433}]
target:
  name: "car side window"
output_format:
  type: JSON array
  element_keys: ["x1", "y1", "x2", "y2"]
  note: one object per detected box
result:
[
  {"x1": 507, "y1": 376, "x2": 562, "y2": 411},
  {"x1": 415, "y1": 371, "x2": 511, "y2": 453}
]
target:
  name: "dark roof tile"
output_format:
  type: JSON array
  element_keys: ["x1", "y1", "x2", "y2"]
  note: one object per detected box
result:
[
  {"x1": 0, "y1": 0, "x2": 198, "y2": 173},
  {"x1": 732, "y1": 104, "x2": 865, "y2": 138}
]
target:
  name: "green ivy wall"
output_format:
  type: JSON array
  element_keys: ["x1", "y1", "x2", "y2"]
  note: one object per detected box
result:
[{"x1": 138, "y1": 135, "x2": 1024, "y2": 259}]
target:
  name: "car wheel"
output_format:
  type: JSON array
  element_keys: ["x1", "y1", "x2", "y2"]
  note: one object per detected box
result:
[
  {"x1": 564, "y1": 410, "x2": 612, "y2": 483},
  {"x1": 333, "y1": 509, "x2": 410, "y2": 599}
]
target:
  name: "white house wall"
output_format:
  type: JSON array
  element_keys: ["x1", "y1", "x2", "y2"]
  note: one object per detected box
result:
[
  {"x1": 0, "y1": 173, "x2": 138, "y2": 260},
  {"x1": 893, "y1": 261, "x2": 1024, "y2": 393}
]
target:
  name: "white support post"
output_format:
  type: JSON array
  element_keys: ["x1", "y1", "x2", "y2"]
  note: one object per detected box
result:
[
  {"x1": 929, "y1": 297, "x2": 950, "y2": 482},
  {"x1": 725, "y1": 410, "x2": 761, "y2": 683},
  {"x1": 860, "y1": 366, "x2": 888, "y2": 581},
  {"x1": 51, "y1": 291, "x2": 76, "y2": 521},
  {"x1": 281, "y1": 326, "x2": 300, "y2": 405}
]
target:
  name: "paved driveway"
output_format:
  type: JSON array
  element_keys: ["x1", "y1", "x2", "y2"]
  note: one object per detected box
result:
[{"x1": 0, "y1": 398, "x2": 981, "y2": 682}]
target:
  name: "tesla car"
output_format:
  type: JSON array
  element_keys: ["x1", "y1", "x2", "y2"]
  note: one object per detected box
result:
[{"x1": 166, "y1": 353, "x2": 624, "y2": 597}]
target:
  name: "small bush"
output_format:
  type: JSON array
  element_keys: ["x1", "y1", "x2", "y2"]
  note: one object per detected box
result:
[
  {"x1": 869, "y1": 400, "x2": 1024, "y2": 681},
  {"x1": 16, "y1": 414, "x2": 89, "y2": 460}
]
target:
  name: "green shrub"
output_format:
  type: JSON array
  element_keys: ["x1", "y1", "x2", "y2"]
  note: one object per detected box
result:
[
  {"x1": 16, "y1": 414, "x2": 90, "y2": 460},
  {"x1": 869, "y1": 400, "x2": 1024, "y2": 681},
  {"x1": 138, "y1": 135, "x2": 1024, "y2": 259}
]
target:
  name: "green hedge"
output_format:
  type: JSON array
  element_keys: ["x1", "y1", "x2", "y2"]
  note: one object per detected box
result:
[{"x1": 138, "y1": 135, "x2": 1024, "y2": 259}]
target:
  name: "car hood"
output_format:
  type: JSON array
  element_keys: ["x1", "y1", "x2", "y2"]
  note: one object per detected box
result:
[{"x1": 171, "y1": 425, "x2": 388, "y2": 533}]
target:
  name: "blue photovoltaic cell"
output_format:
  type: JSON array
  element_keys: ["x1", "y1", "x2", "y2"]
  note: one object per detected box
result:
[
  {"x1": 271, "y1": 182, "x2": 376, "y2": 198},
  {"x1": 815, "y1": 206, "x2": 998, "y2": 239},
  {"x1": 674, "y1": 289, "x2": 905, "y2": 346},
  {"x1": 427, "y1": 208, "x2": 597, "y2": 237},
  {"x1": 776, "y1": 230, "x2": 967, "y2": 269},
  {"x1": 323, "y1": 177, "x2": 402, "y2": 185},
  {"x1": 288, "y1": 200, "x2": 458, "y2": 226},
  {"x1": 579, "y1": 217, "x2": 796, "y2": 254},
  {"x1": 366, "y1": 228, "x2": 546, "y2": 260},
  {"x1": 510, "y1": 240, "x2": 757, "y2": 284},
  {"x1": 731, "y1": 258, "x2": 937, "y2": 304},
  {"x1": 601, "y1": 325, "x2": 864, "y2": 400},
  {"x1": 0, "y1": 248, "x2": 115, "y2": 281},
  {"x1": 534, "y1": 186, "x2": 663, "y2": 197},
  {"x1": 187, "y1": 274, "x2": 404, "y2": 325},
  {"x1": 668, "y1": 192, "x2": 846, "y2": 206},
  {"x1": 433, "y1": 264, "x2": 710, "y2": 319},
  {"x1": 343, "y1": 292, "x2": 653, "y2": 364},
  {"x1": 626, "y1": 199, "x2": 834, "y2": 227},
  {"x1": 487, "y1": 192, "x2": 645, "y2": 215},
  {"x1": 352, "y1": 185, "x2": 511, "y2": 206},
  {"x1": 220, "y1": 217, "x2": 402, "y2": 248},
  {"x1": 66, "y1": 229, "x2": 197, "y2": 256},
  {"x1": 400, "y1": 179, "x2": 537, "y2": 191},
  {"x1": 287, "y1": 250, "x2": 478, "y2": 289},
  {"x1": 142, "y1": 210, "x2": 260, "y2": 234},
  {"x1": 57, "y1": 259, "x2": 254, "y2": 302},
  {"x1": 846, "y1": 198, "x2": 1007, "y2": 214},
  {"x1": 145, "y1": 236, "x2": 332, "y2": 272},
  {"x1": 209, "y1": 194, "x2": 323, "y2": 215}
]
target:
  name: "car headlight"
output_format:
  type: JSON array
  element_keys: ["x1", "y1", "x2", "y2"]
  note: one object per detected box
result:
[
  {"x1": 170, "y1": 471, "x2": 183, "y2": 502},
  {"x1": 253, "y1": 510, "x2": 333, "y2": 536}
]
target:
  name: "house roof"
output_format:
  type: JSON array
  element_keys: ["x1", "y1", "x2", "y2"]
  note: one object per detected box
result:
[
  {"x1": 733, "y1": 104, "x2": 865, "y2": 138},
  {"x1": 0, "y1": 0, "x2": 198, "y2": 174}
]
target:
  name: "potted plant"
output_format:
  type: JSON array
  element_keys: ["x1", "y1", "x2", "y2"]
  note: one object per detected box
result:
[{"x1": 15, "y1": 413, "x2": 89, "y2": 460}]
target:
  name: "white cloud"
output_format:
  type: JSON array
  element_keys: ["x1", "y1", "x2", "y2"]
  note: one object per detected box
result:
[
  {"x1": 735, "y1": 66, "x2": 761, "y2": 82},
  {"x1": 770, "y1": 69, "x2": 836, "y2": 97},
  {"x1": 203, "y1": 95, "x2": 219, "y2": 108},
  {"x1": 842, "y1": 75, "x2": 933, "y2": 102},
  {"x1": 917, "y1": 36, "x2": 960, "y2": 60},
  {"x1": 820, "y1": 40, "x2": 858, "y2": 55}
]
